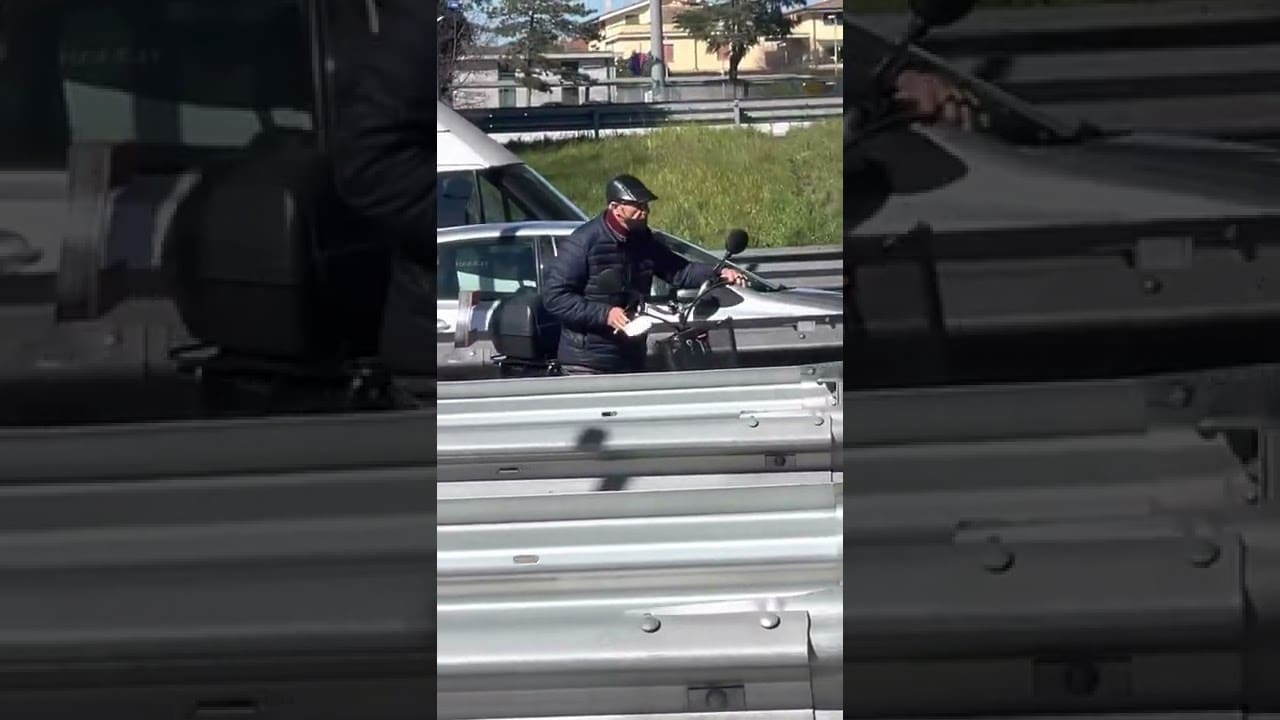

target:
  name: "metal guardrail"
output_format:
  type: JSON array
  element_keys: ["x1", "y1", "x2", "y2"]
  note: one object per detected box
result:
[
  {"x1": 735, "y1": 245, "x2": 843, "y2": 291},
  {"x1": 437, "y1": 362, "x2": 844, "y2": 481},
  {"x1": 437, "y1": 476, "x2": 842, "y2": 719},
  {"x1": 459, "y1": 96, "x2": 842, "y2": 137},
  {"x1": 437, "y1": 362, "x2": 844, "y2": 719},
  {"x1": 433, "y1": 359, "x2": 1279, "y2": 719}
]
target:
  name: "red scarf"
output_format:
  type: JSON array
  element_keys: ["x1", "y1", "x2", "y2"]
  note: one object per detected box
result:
[{"x1": 603, "y1": 210, "x2": 629, "y2": 241}]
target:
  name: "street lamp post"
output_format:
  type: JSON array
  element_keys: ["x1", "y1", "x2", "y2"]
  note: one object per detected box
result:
[{"x1": 649, "y1": 0, "x2": 666, "y2": 100}]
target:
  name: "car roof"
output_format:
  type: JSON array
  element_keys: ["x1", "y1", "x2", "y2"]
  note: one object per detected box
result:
[
  {"x1": 436, "y1": 221, "x2": 586, "y2": 243},
  {"x1": 437, "y1": 101, "x2": 524, "y2": 170}
]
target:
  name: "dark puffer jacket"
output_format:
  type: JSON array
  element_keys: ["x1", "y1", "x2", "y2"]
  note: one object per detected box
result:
[{"x1": 542, "y1": 214, "x2": 718, "y2": 372}]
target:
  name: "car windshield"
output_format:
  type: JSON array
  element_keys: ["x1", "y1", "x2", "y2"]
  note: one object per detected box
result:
[
  {"x1": 653, "y1": 231, "x2": 781, "y2": 292},
  {"x1": 844, "y1": 19, "x2": 1096, "y2": 146},
  {"x1": 438, "y1": 164, "x2": 588, "y2": 228}
]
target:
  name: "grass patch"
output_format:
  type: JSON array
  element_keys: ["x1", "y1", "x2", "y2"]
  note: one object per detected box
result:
[{"x1": 511, "y1": 121, "x2": 841, "y2": 249}]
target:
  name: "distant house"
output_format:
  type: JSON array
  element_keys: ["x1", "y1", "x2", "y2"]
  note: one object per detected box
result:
[
  {"x1": 587, "y1": 0, "x2": 844, "y2": 75},
  {"x1": 781, "y1": 0, "x2": 844, "y2": 69},
  {"x1": 447, "y1": 49, "x2": 617, "y2": 109}
]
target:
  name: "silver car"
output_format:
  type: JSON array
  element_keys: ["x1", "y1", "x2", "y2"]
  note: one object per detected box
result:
[{"x1": 436, "y1": 221, "x2": 843, "y2": 379}]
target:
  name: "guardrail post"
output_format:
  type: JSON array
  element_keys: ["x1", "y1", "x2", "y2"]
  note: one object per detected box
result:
[
  {"x1": 733, "y1": 99, "x2": 742, "y2": 125},
  {"x1": 592, "y1": 108, "x2": 601, "y2": 139}
]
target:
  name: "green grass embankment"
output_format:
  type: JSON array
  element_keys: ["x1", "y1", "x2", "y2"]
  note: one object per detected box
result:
[{"x1": 511, "y1": 120, "x2": 842, "y2": 249}]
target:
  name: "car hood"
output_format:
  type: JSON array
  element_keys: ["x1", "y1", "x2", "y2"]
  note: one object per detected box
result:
[
  {"x1": 852, "y1": 128, "x2": 1280, "y2": 237},
  {"x1": 749, "y1": 286, "x2": 844, "y2": 315}
]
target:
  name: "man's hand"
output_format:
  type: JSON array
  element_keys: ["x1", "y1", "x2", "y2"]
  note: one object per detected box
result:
[
  {"x1": 893, "y1": 69, "x2": 984, "y2": 131},
  {"x1": 607, "y1": 306, "x2": 630, "y2": 333},
  {"x1": 719, "y1": 268, "x2": 747, "y2": 286}
]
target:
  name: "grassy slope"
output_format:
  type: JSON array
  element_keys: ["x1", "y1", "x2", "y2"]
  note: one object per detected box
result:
[{"x1": 512, "y1": 121, "x2": 842, "y2": 249}]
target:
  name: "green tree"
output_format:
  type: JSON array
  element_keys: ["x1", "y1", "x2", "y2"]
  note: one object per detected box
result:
[
  {"x1": 675, "y1": 0, "x2": 805, "y2": 88},
  {"x1": 488, "y1": 0, "x2": 595, "y2": 105},
  {"x1": 438, "y1": 0, "x2": 479, "y2": 104}
]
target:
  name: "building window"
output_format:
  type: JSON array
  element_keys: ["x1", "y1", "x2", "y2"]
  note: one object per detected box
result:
[
  {"x1": 822, "y1": 12, "x2": 842, "y2": 25},
  {"x1": 625, "y1": 14, "x2": 639, "y2": 24}
]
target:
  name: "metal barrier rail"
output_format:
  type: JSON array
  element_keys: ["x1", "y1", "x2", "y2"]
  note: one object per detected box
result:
[
  {"x1": 437, "y1": 362, "x2": 845, "y2": 483},
  {"x1": 438, "y1": 364, "x2": 844, "y2": 718},
  {"x1": 735, "y1": 245, "x2": 843, "y2": 291},
  {"x1": 459, "y1": 97, "x2": 843, "y2": 136},
  {"x1": 837, "y1": 507, "x2": 1280, "y2": 716},
  {"x1": 437, "y1": 466, "x2": 843, "y2": 719},
  {"x1": 438, "y1": 368, "x2": 844, "y2": 718}
]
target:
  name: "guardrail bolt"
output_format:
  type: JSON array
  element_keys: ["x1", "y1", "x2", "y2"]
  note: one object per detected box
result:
[
  {"x1": 814, "y1": 416, "x2": 825, "y2": 426},
  {"x1": 704, "y1": 688, "x2": 729, "y2": 709},
  {"x1": 1189, "y1": 539, "x2": 1221, "y2": 568},
  {"x1": 746, "y1": 417, "x2": 760, "y2": 428},
  {"x1": 759, "y1": 613, "x2": 781, "y2": 629},
  {"x1": 1141, "y1": 276, "x2": 1163, "y2": 294},
  {"x1": 640, "y1": 614, "x2": 661, "y2": 633}
]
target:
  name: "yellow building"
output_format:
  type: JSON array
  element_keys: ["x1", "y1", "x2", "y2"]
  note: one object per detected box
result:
[
  {"x1": 782, "y1": 0, "x2": 844, "y2": 69},
  {"x1": 588, "y1": 0, "x2": 843, "y2": 75}
]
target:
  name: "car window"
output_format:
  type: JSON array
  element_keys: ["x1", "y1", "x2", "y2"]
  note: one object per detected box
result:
[
  {"x1": 436, "y1": 237, "x2": 539, "y2": 302},
  {"x1": 438, "y1": 166, "x2": 587, "y2": 228},
  {"x1": 477, "y1": 175, "x2": 530, "y2": 223}
]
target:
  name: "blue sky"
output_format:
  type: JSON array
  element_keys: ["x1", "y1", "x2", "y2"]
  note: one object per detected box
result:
[{"x1": 582, "y1": 0, "x2": 631, "y2": 17}]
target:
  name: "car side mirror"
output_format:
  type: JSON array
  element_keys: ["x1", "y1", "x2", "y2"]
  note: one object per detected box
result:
[{"x1": 724, "y1": 229, "x2": 749, "y2": 258}]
